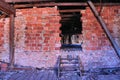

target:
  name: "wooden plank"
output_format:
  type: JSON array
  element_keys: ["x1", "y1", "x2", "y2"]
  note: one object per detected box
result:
[
  {"x1": 48, "y1": 71, "x2": 55, "y2": 80},
  {"x1": 29, "y1": 70, "x2": 38, "y2": 80},
  {"x1": 9, "y1": 14, "x2": 15, "y2": 68},
  {"x1": 0, "y1": 0, "x2": 15, "y2": 14},
  {"x1": 14, "y1": 3, "x2": 87, "y2": 9},
  {"x1": 22, "y1": 71, "x2": 34, "y2": 80},
  {"x1": 9, "y1": 72, "x2": 24, "y2": 80},
  {"x1": 35, "y1": 71, "x2": 45, "y2": 80},
  {"x1": 41, "y1": 71, "x2": 50, "y2": 80},
  {"x1": 30, "y1": 70, "x2": 41, "y2": 80},
  {"x1": 52, "y1": 71, "x2": 57, "y2": 80},
  {"x1": 71, "y1": 75, "x2": 81, "y2": 80},
  {"x1": 58, "y1": 56, "x2": 61, "y2": 79},
  {"x1": 16, "y1": 71, "x2": 30, "y2": 80},
  {"x1": 5, "y1": 0, "x2": 54, "y2": 3},
  {"x1": 13, "y1": 2, "x2": 120, "y2": 9},
  {"x1": 59, "y1": 9, "x2": 81, "y2": 13}
]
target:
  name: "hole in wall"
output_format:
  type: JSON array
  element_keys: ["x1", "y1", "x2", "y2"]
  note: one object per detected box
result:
[{"x1": 59, "y1": 12, "x2": 83, "y2": 51}]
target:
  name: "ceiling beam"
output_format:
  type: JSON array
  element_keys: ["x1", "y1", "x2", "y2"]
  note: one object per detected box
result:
[
  {"x1": 14, "y1": 3, "x2": 87, "y2": 9},
  {"x1": 13, "y1": 2, "x2": 120, "y2": 9},
  {"x1": 59, "y1": 9, "x2": 81, "y2": 13},
  {"x1": 5, "y1": 0, "x2": 54, "y2": 3},
  {"x1": 0, "y1": 0, "x2": 15, "y2": 14}
]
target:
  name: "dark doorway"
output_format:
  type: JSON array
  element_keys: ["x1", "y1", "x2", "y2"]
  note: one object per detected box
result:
[{"x1": 60, "y1": 12, "x2": 83, "y2": 51}]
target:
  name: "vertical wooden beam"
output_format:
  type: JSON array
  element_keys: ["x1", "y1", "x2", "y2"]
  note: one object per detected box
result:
[{"x1": 9, "y1": 14, "x2": 15, "y2": 68}]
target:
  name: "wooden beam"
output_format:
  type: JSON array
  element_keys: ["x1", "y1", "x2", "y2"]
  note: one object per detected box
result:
[
  {"x1": 59, "y1": 9, "x2": 81, "y2": 13},
  {"x1": 13, "y1": 2, "x2": 120, "y2": 9},
  {"x1": 5, "y1": 0, "x2": 54, "y2": 3},
  {"x1": 0, "y1": 0, "x2": 15, "y2": 14},
  {"x1": 61, "y1": 15, "x2": 74, "y2": 18},
  {"x1": 9, "y1": 14, "x2": 15, "y2": 68},
  {"x1": 14, "y1": 3, "x2": 87, "y2": 9},
  {"x1": 0, "y1": 14, "x2": 6, "y2": 19}
]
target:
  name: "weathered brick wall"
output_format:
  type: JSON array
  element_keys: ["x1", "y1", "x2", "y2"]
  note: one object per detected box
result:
[
  {"x1": 80, "y1": 6, "x2": 120, "y2": 70},
  {"x1": 0, "y1": 7, "x2": 61, "y2": 68},
  {"x1": 0, "y1": 6, "x2": 120, "y2": 70},
  {"x1": 0, "y1": 19, "x2": 9, "y2": 62},
  {"x1": 14, "y1": 7, "x2": 61, "y2": 68}
]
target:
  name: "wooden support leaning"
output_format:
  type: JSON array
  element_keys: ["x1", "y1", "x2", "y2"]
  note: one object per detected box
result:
[{"x1": 87, "y1": 0, "x2": 120, "y2": 58}]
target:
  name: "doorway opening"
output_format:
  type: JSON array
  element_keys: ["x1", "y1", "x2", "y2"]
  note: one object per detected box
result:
[{"x1": 60, "y1": 12, "x2": 83, "y2": 51}]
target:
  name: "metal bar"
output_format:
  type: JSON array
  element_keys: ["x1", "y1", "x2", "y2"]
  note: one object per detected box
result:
[
  {"x1": 9, "y1": 14, "x2": 15, "y2": 68},
  {"x1": 87, "y1": 0, "x2": 120, "y2": 58}
]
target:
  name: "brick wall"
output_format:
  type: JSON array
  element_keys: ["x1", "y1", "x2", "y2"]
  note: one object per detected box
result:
[
  {"x1": 14, "y1": 7, "x2": 61, "y2": 68},
  {"x1": 80, "y1": 6, "x2": 120, "y2": 70},
  {"x1": 0, "y1": 6, "x2": 120, "y2": 70}
]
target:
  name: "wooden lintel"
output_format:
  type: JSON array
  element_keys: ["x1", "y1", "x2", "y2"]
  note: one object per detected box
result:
[
  {"x1": 0, "y1": 0, "x2": 15, "y2": 14},
  {"x1": 59, "y1": 9, "x2": 81, "y2": 13}
]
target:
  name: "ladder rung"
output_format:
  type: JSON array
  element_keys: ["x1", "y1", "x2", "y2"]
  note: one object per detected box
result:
[
  {"x1": 60, "y1": 61, "x2": 78, "y2": 64},
  {"x1": 60, "y1": 68, "x2": 79, "y2": 71},
  {"x1": 61, "y1": 58, "x2": 78, "y2": 60},
  {"x1": 60, "y1": 66, "x2": 79, "y2": 70},
  {"x1": 60, "y1": 71, "x2": 80, "y2": 74}
]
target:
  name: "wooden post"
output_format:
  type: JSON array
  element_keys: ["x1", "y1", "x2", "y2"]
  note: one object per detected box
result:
[{"x1": 9, "y1": 14, "x2": 15, "y2": 68}]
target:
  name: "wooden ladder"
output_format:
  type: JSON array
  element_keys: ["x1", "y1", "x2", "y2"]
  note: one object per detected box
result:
[{"x1": 57, "y1": 55, "x2": 82, "y2": 79}]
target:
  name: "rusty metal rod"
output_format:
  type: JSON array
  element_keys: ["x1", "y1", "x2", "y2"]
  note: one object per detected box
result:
[{"x1": 87, "y1": 0, "x2": 120, "y2": 58}]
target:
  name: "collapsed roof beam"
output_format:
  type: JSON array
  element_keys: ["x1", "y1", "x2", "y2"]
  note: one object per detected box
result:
[{"x1": 0, "y1": 0, "x2": 15, "y2": 14}]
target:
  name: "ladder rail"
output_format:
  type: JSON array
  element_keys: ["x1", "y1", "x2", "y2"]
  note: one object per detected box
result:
[
  {"x1": 77, "y1": 56, "x2": 82, "y2": 77},
  {"x1": 58, "y1": 55, "x2": 61, "y2": 79}
]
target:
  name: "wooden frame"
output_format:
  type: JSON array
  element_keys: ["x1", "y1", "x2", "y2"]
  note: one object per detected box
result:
[
  {"x1": 0, "y1": 0, "x2": 15, "y2": 68},
  {"x1": 0, "y1": 0, "x2": 15, "y2": 14}
]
